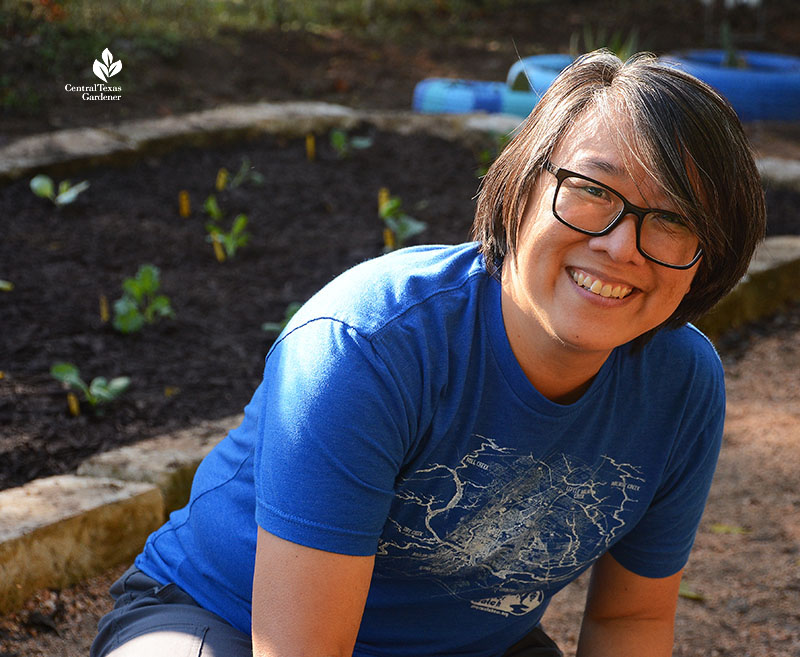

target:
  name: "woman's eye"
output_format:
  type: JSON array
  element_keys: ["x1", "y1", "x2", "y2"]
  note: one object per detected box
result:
[
  {"x1": 578, "y1": 184, "x2": 608, "y2": 200},
  {"x1": 653, "y1": 212, "x2": 686, "y2": 226}
]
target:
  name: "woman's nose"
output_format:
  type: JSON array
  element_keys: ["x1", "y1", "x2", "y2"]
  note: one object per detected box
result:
[{"x1": 587, "y1": 214, "x2": 646, "y2": 264}]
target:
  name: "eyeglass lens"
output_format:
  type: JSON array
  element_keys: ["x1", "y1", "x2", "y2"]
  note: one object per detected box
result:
[{"x1": 554, "y1": 176, "x2": 700, "y2": 266}]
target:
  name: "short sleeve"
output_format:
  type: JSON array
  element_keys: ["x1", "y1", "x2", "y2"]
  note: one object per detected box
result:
[
  {"x1": 254, "y1": 317, "x2": 413, "y2": 556},
  {"x1": 609, "y1": 346, "x2": 725, "y2": 578}
]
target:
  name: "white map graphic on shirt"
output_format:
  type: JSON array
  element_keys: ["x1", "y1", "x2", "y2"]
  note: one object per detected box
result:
[{"x1": 375, "y1": 434, "x2": 645, "y2": 616}]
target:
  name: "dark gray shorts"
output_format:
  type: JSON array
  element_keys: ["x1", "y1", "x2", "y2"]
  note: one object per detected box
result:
[
  {"x1": 91, "y1": 566, "x2": 562, "y2": 657},
  {"x1": 90, "y1": 566, "x2": 252, "y2": 657}
]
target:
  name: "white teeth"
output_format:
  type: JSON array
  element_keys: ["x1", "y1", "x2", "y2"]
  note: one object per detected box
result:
[{"x1": 570, "y1": 270, "x2": 632, "y2": 299}]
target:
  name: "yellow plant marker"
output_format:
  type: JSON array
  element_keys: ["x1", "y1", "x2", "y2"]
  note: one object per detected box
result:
[
  {"x1": 378, "y1": 187, "x2": 390, "y2": 212},
  {"x1": 211, "y1": 234, "x2": 226, "y2": 263},
  {"x1": 383, "y1": 227, "x2": 396, "y2": 251},
  {"x1": 163, "y1": 386, "x2": 181, "y2": 398},
  {"x1": 305, "y1": 133, "x2": 316, "y2": 162},
  {"x1": 215, "y1": 168, "x2": 229, "y2": 191},
  {"x1": 67, "y1": 393, "x2": 80, "y2": 417},
  {"x1": 0, "y1": 371, "x2": 5, "y2": 380},
  {"x1": 99, "y1": 294, "x2": 110, "y2": 323},
  {"x1": 178, "y1": 190, "x2": 191, "y2": 218}
]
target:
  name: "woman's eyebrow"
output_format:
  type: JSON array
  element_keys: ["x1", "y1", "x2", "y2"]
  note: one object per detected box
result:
[{"x1": 580, "y1": 158, "x2": 627, "y2": 178}]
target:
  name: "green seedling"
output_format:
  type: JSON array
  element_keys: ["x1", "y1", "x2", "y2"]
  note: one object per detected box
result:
[
  {"x1": 262, "y1": 301, "x2": 303, "y2": 334},
  {"x1": 379, "y1": 194, "x2": 427, "y2": 252},
  {"x1": 230, "y1": 158, "x2": 265, "y2": 188},
  {"x1": 30, "y1": 174, "x2": 90, "y2": 206},
  {"x1": 206, "y1": 214, "x2": 251, "y2": 261},
  {"x1": 329, "y1": 129, "x2": 374, "y2": 159},
  {"x1": 50, "y1": 362, "x2": 130, "y2": 413},
  {"x1": 203, "y1": 194, "x2": 224, "y2": 222},
  {"x1": 113, "y1": 264, "x2": 175, "y2": 334}
]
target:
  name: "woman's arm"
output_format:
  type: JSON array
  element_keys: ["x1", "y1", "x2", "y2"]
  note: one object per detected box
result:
[
  {"x1": 576, "y1": 552, "x2": 682, "y2": 657},
  {"x1": 252, "y1": 527, "x2": 375, "y2": 657}
]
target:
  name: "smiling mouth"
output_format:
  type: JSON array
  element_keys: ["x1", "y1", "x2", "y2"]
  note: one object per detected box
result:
[{"x1": 569, "y1": 269, "x2": 634, "y2": 299}]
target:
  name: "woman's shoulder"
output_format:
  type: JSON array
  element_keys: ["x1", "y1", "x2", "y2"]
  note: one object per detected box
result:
[
  {"x1": 631, "y1": 324, "x2": 725, "y2": 391},
  {"x1": 287, "y1": 242, "x2": 488, "y2": 339}
]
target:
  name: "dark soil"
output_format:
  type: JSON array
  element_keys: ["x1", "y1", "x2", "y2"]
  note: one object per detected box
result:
[{"x1": 0, "y1": 128, "x2": 482, "y2": 490}]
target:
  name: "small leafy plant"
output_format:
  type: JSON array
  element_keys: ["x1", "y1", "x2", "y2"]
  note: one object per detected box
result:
[
  {"x1": 569, "y1": 25, "x2": 640, "y2": 61},
  {"x1": 30, "y1": 174, "x2": 89, "y2": 206},
  {"x1": 230, "y1": 158, "x2": 265, "y2": 188},
  {"x1": 206, "y1": 214, "x2": 251, "y2": 262},
  {"x1": 113, "y1": 264, "x2": 175, "y2": 334},
  {"x1": 379, "y1": 192, "x2": 427, "y2": 252},
  {"x1": 50, "y1": 362, "x2": 130, "y2": 414},
  {"x1": 203, "y1": 194, "x2": 224, "y2": 222},
  {"x1": 262, "y1": 301, "x2": 303, "y2": 334},
  {"x1": 329, "y1": 129, "x2": 374, "y2": 159}
]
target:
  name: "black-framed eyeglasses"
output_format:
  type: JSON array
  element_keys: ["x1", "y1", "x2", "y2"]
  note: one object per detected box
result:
[{"x1": 544, "y1": 161, "x2": 703, "y2": 269}]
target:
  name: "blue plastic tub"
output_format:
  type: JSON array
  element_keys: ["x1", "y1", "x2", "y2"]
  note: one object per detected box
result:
[
  {"x1": 662, "y1": 50, "x2": 800, "y2": 121},
  {"x1": 412, "y1": 78, "x2": 505, "y2": 114},
  {"x1": 412, "y1": 55, "x2": 574, "y2": 117}
]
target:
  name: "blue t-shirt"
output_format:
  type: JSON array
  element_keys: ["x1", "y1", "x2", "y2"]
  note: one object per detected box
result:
[{"x1": 137, "y1": 243, "x2": 724, "y2": 657}]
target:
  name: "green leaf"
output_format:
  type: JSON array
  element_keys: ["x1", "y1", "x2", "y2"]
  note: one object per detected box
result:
[
  {"x1": 54, "y1": 180, "x2": 89, "y2": 206},
  {"x1": 106, "y1": 376, "x2": 131, "y2": 397},
  {"x1": 50, "y1": 362, "x2": 88, "y2": 396},
  {"x1": 260, "y1": 321, "x2": 283, "y2": 333},
  {"x1": 231, "y1": 214, "x2": 248, "y2": 236},
  {"x1": 350, "y1": 136, "x2": 373, "y2": 150},
  {"x1": 90, "y1": 376, "x2": 130, "y2": 404},
  {"x1": 135, "y1": 265, "x2": 161, "y2": 295},
  {"x1": 112, "y1": 297, "x2": 145, "y2": 333},
  {"x1": 149, "y1": 295, "x2": 175, "y2": 319},
  {"x1": 379, "y1": 197, "x2": 402, "y2": 218},
  {"x1": 330, "y1": 129, "x2": 348, "y2": 156},
  {"x1": 393, "y1": 215, "x2": 427, "y2": 243},
  {"x1": 0, "y1": 279, "x2": 13, "y2": 292},
  {"x1": 262, "y1": 301, "x2": 302, "y2": 334},
  {"x1": 30, "y1": 174, "x2": 55, "y2": 200},
  {"x1": 203, "y1": 195, "x2": 223, "y2": 221},
  {"x1": 678, "y1": 581, "x2": 705, "y2": 602}
]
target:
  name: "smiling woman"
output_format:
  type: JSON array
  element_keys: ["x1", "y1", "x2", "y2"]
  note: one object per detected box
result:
[{"x1": 90, "y1": 51, "x2": 767, "y2": 657}]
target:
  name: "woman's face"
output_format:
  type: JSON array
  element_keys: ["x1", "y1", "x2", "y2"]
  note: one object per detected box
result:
[{"x1": 501, "y1": 109, "x2": 701, "y2": 360}]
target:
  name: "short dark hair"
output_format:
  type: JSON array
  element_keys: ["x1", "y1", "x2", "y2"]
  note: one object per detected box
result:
[{"x1": 473, "y1": 50, "x2": 766, "y2": 343}]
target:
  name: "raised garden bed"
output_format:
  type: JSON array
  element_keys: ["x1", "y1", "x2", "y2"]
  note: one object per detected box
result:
[{"x1": 1, "y1": 127, "x2": 798, "y2": 492}]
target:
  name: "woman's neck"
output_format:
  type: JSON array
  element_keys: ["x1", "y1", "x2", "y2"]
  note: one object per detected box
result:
[{"x1": 500, "y1": 286, "x2": 613, "y2": 405}]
